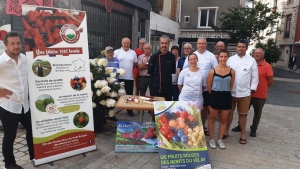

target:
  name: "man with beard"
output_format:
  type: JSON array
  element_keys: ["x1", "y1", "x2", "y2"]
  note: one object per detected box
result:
[
  {"x1": 0, "y1": 31, "x2": 34, "y2": 169},
  {"x1": 148, "y1": 35, "x2": 176, "y2": 101},
  {"x1": 224, "y1": 39, "x2": 258, "y2": 144}
]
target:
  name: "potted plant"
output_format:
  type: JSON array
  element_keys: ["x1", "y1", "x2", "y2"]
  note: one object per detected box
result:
[{"x1": 90, "y1": 50, "x2": 126, "y2": 132}]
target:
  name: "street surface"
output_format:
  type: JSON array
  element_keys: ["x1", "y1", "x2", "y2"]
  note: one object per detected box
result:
[{"x1": 0, "y1": 66, "x2": 300, "y2": 169}]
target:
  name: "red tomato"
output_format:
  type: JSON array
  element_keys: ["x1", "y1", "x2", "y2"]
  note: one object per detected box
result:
[
  {"x1": 176, "y1": 111, "x2": 181, "y2": 118},
  {"x1": 78, "y1": 117, "x2": 84, "y2": 123}
]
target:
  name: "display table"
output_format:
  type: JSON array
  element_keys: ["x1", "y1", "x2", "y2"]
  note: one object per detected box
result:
[{"x1": 115, "y1": 95, "x2": 165, "y2": 122}]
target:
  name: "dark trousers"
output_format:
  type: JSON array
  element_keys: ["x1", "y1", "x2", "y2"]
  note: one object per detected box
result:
[
  {"x1": 289, "y1": 62, "x2": 295, "y2": 70},
  {"x1": 249, "y1": 97, "x2": 266, "y2": 131},
  {"x1": 171, "y1": 85, "x2": 179, "y2": 101},
  {"x1": 0, "y1": 106, "x2": 34, "y2": 165},
  {"x1": 119, "y1": 79, "x2": 134, "y2": 114}
]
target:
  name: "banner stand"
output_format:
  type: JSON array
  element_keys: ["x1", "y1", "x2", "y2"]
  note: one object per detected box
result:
[{"x1": 33, "y1": 145, "x2": 96, "y2": 166}]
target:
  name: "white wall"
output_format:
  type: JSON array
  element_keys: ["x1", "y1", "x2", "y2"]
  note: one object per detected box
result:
[
  {"x1": 160, "y1": 0, "x2": 171, "y2": 18},
  {"x1": 276, "y1": 46, "x2": 291, "y2": 67},
  {"x1": 150, "y1": 11, "x2": 180, "y2": 45}
]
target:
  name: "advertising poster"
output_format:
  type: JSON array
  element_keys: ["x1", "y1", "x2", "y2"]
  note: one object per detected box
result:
[
  {"x1": 154, "y1": 101, "x2": 211, "y2": 169},
  {"x1": 0, "y1": 24, "x2": 11, "y2": 54},
  {"x1": 115, "y1": 122, "x2": 158, "y2": 153},
  {"x1": 22, "y1": 5, "x2": 96, "y2": 165}
]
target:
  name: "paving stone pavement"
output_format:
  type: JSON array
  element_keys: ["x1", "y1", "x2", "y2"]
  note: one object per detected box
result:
[{"x1": 0, "y1": 103, "x2": 299, "y2": 169}]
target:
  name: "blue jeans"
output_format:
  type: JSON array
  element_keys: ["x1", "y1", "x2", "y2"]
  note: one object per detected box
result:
[{"x1": 171, "y1": 85, "x2": 179, "y2": 101}]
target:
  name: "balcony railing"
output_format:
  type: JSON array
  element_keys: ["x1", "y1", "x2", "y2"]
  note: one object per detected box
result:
[{"x1": 284, "y1": 31, "x2": 290, "y2": 38}]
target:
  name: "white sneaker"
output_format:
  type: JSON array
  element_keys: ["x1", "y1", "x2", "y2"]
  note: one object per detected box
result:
[
  {"x1": 218, "y1": 140, "x2": 226, "y2": 149},
  {"x1": 209, "y1": 139, "x2": 216, "y2": 149}
]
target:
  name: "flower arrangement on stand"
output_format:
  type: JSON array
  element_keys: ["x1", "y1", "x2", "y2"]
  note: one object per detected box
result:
[{"x1": 90, "y1": 50, "x2": 126, "y2": 131}]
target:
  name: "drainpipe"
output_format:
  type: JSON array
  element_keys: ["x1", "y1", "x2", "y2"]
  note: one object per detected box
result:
[
  {"x1": 291, "y1": 1, "x2": 300, "y2": 56},
  {"x1": 178, "y1": 0, "x2": 181, "y2": 23}
]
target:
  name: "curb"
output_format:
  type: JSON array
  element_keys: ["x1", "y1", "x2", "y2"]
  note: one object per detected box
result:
[{"x1": 272, "y1": 65, "x2": 300, "y2": 74}]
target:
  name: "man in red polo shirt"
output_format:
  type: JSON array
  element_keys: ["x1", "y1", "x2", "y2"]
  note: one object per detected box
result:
[
  {"x1": 134, "y1": 38, "x2": 146, "y2": 95},
  {"x1": 232, "y1": 48, "x2": 274, "y2": 137}
]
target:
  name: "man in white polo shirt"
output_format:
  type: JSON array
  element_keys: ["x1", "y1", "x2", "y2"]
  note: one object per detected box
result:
[
  {"x1": 114, "y1": 37, "x2": 137, "y2": 117},
  {"x1": 182, "y1": 38, "x2": 218, "y2": 136},
  {"x1": 0, "y1": 31, "x2": 34, "y2": 169},
  {"x1": 224, "y1": 39, "x2": 258, "y2": 144}
]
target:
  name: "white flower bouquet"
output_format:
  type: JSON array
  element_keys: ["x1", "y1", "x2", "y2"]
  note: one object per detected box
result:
[{"x1": 90, "y1": 50, "x2": 126, "y2": 117}]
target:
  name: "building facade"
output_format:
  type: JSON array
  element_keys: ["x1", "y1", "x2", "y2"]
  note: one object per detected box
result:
[
  {"x1": 275, "y1": 0, "x2": 300, "y2": 68},
  {"x1": 4, "y1": 0, "x2": 151, "y2": 58},
  {"x1": 179, "y1": 0, "x2": 241, "y2": 55},
  {"x1": 150, "y1": 0, "x2": 180, "y2": 53}
]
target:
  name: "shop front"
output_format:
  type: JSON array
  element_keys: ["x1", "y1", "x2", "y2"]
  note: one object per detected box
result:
[{"x1": 179, "y1": 31, "x2": 237, "y2": 55}]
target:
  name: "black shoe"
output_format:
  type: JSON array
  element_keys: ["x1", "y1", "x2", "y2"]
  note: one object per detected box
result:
[
  {"x1": 128, "y1": 111, "x2": 134, "y2": 117},
  {"x1": 109, "y1": 116, "x2": 118, "y2": 121},
  {"x1": 250, "y1": 130, "x2": 256, "y2": 137},
  {"x1": 5, "y1": 164, "x2": 23, "y2": 169},
  {"x1": 231, "y1": 125, "x2": 241, "y2": 132}
]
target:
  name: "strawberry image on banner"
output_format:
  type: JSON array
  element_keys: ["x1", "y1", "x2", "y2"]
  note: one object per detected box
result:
[{"x1": 6, "y1": 0, "x2": 53, "y2": 16}]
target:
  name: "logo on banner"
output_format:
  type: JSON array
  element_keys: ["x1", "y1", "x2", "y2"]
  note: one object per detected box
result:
[
  {"x1": 105, "y1": 0, "x2": 113, "y2": 12},
  {"x1": 60, "y1": 24, "x2": 83, "y2": 44},
  {"x1": 46, "y1": 103, "x2": 60, "y2": 114}
]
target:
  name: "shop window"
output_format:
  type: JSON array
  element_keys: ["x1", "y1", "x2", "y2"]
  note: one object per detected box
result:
[
  {"x1": 284, "y1": 14, "x2": 292, "y2": 38},
  {"x1": 184, "y1": 16, "x2": 190, "y2": 23},
  {"x1": 198, "y1": 7, "x2": 218, "y2": 28}
]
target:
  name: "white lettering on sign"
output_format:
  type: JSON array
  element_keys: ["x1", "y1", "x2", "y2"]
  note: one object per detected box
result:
[{"x1": 184, "y1": 32, "x2": 230, "y2": 39}]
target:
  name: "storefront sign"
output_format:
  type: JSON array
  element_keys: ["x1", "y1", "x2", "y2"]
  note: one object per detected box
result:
[
  {"x1": 181, "y1": 31, "x2": 230, "y2": 39},
  {"x1": 98, "y1": 0, "x2": 124, "y2": 12},
  {"x1": 6, "y1": 0, "x2": 53, "y2": 16},
  {"x1": 115, "y1": 122, "x2": 158, "y2": 152},
  {"x1": 22, "y1": 5, "x2": 96, "y2": 166},
  {"x1": 154, "y1": 101, "x2": 211, "y2": 169}
]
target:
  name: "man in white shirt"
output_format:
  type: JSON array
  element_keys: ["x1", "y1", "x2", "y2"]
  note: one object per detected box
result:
[
  {"x1": 182, "y1": 38, "x2": 218, "y2": 136},
  {"x1": 224, "y1": 39, "x2": 259, "y2": 144},
  {"x1": 0, "y1": 31, "x2": 34, "y2": 169},
  {"x1": 114, "y1": 37, "x2": 137, "y2": 117}
]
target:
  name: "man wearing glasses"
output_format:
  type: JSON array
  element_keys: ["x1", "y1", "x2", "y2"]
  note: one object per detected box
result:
[
  {"x1": 177, "y1": 43, "x2": 193, "y2": 75},
  {"x1": 134, "y1": 38, "x2": 146, "y2": 95},
  {"x1": 137, "y1": 43, "x2": 152, "y2": 96}
]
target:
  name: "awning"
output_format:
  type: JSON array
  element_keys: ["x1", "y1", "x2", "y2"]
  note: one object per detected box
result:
[{"x1": 151, "y1": 30, "x2": 175, "y2": 39}]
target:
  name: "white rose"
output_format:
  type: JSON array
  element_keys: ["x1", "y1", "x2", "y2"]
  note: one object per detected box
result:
[
  {"x1": 91, "y1": 90, "x2": 93, "y2": 96},
  {"x1": 116, "y1": 68, "x2": 126, "y2": 77},
  {"x1": 90, "y1": 59, "x2": 97, "y2": 66},
  {"x1": 106, "y1": 77, "x2": 116, "y2": 84},
  {"x1": 106, "y1": 99, "x2": 116, "y2": 107},
  {"x1": 120, "y1": 82, "x2": 125, "y2": 86},
  {"x1": 110, "y1": 92, "x2": 118, "y2": 98},
  {"x1": 90, "y1": 72, "x2": 94, "y2": 81},
  {"x1": 101, "y1": 86, "x2": 111, "y2": 93},
  {"x1": 98, "y1": 59, "x2": 108, "y2": 67},
  {"x1": 99, "y1": 80, "x2": 108, "y2": 88},
  {"x1": 100, "y1": 100, "x2": 106, "y2": 105},
  {"x1": 118, "y1": 89, "x2": 125, "y2": 95},
  {"x1": 105, "y1": 67, "x2": 114, "y2": 74},
  {"x1": 96, "y1": 90, "x2": 102, "y2": 96},
  {"x1": 92, "y1": 102, "x2": 96, "y2": 108},
  {"x1": 108, "y1": 110, "x2": 115, "y2": 117},
  {"x1": 110, "y1": 73, "x2": 117, "y2": 78},
  {"x1": 94, "y1": 80, "x2": 101, "y2": 88}
]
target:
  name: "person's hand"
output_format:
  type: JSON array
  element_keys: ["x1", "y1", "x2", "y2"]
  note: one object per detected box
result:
[
  {"x1": 251, "y1": 90, "x2": 255, "y2": 94},
  {"x1": 0, "y1": 88, "x2": 13, "y2": 99},
  {"x1": 143, "y1": 62, "x2": 148, "y2": 66}
]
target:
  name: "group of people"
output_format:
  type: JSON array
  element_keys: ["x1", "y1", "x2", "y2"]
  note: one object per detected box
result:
[{"x1": 106, "y1": 36, "x2": 274, "y2": 150}]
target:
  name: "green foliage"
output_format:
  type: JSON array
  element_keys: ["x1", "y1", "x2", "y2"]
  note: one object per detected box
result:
[
  {"x1": 253, "y1": 38, "x2": 281, "y2": 64},
  {"x1": 212, "y1": 2, "x2": 282, "y2": 43},
  {"x1": 35, "y1": 96, "x2": 54, "y2": 112}
]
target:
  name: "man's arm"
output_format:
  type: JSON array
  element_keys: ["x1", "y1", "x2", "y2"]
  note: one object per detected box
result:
[
  {"x1": 250, "y1": 60, "x2": 259, "y2": 91},
  {"x1": 148, "y1": 54, "x2": 155, "y2": 75},
  {"x1": 176, "y1": 68, "x2": 181, "y2": 75},
  {"x1": 138, "y1": 57, "x2": 148, "y2": 70},
  {"x1": 266, "y1": 65, "x2": 274, "y2": 87},
  {"x1": 0, "y1": 88, "x2": 13, "y2": 99},
  {"x1": 171, "y1": 56, "x2": 176, "y2": 74}
]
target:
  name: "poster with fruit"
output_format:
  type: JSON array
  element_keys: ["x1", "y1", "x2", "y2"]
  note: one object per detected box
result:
[
  {"x1": 154, "y1": 101, "x2": 211, "y2": 169},
  {"x1": 22, "y1": 5, "x2": 95, "y2": 166},
  {"x1": 0, "y1": 24, "x2": 11, "y2": 54},
  {"x1": 115, "y1": 122, "x2": 158, "y2": 152}
]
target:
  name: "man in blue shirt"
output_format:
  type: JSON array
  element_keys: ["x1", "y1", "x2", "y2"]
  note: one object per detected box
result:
[
  {"x1": 105, "y1": 46, "x2": 119, "y2": 72},
  {"x1": 177, "y1": 43, "x2": 193, "y2": 75}
]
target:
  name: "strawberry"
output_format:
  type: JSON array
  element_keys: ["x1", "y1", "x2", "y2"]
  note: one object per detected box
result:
[
  {"x1": 78, "y1": 116, "x2": 84, "y2": 123},
  {"x1": 176, "y1": 111, "x2": 181, "y2": 118}
]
